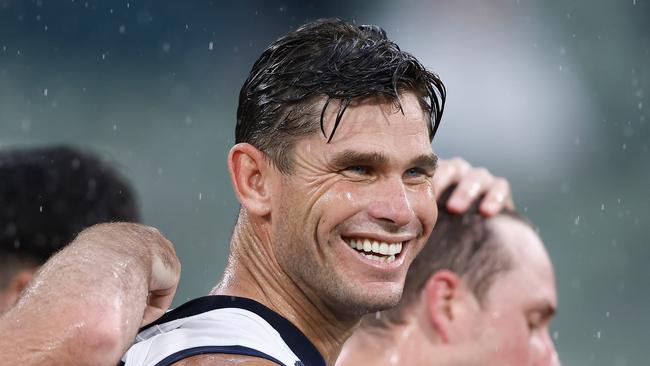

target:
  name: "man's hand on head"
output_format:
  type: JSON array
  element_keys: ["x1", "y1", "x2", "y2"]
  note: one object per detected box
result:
[{"x1": 433, "y1": 157, "x2": 514, "y2": 216}]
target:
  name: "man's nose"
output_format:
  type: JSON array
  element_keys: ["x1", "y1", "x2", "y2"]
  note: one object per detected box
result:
[{"x1": 367, "y1": 177, "x2": 415, "y2": 228}]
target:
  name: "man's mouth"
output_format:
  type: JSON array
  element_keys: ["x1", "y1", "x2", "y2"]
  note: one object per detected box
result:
[{"x1": 343, "y1": 237, "x2": 403, "y2": 264}]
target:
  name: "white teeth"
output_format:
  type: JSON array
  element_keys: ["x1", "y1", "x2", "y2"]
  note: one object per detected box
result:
[
  {"x1": 361, "y1": 253, "x2": 397, "y2": 264},
  {"x1": 363, "y1": 239, "x2": 372, "y2": 252},
  {"x1": 346, "y1": 237, "x2": 404, "y2": 260}
]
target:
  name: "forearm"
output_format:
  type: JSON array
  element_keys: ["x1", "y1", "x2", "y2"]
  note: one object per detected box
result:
[{"x1": 0, "y1": 223, "x2": 163, "y2": 366}]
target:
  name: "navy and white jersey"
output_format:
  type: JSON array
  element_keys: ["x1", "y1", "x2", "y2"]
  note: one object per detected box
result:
[{"x1": 120, "y1": 295, "x2": 325, "y2": 366}]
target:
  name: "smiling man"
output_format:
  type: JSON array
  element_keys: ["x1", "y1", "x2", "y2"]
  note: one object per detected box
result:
[
  {"x1": 336, "y1": 187, "x2": 560, "y2": 366},
  {"x1": 122, "y1": 19, "x2": 506, "y2": 366}
]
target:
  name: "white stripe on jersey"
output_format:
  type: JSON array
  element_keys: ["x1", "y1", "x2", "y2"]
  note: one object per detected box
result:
[{"x1": 122, "y1": 307, "x2": 301, "y2": 366}]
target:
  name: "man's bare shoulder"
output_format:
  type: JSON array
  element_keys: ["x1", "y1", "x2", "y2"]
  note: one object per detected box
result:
[{"x1": 172, "y1": 353, "x2": 279, "y2": 366}]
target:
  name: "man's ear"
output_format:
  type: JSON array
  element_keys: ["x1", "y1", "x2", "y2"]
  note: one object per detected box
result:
[
  {"x1": 423, "y1": 270, "x2": 462, "y2": 344},
  {"x1": 228, "y1": 143, "x2": 273, "y2": 217}
]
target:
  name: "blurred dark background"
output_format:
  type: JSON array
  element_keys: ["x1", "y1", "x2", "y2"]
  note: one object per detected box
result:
[{"x1": 1, "y1": 0, "x2": 648, "y2": 364}]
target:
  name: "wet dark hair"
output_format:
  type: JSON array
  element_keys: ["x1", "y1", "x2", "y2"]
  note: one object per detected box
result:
[
  {"x1": 362, "y1": 185, "x2": 530, "y2": 329},
  {"x1": 236, "y1": 18, "x2": 446, "y2": 173},
  {"x1": 0, "y1": 146, "x2": 139, "y2": 288}
]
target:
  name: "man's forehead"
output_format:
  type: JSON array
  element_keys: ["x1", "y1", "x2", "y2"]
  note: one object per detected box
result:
[
  {"x1": 486, "y1": 217, "x2": 558, "y2": 305},
  {"x1": 319, "y1": 93, "x2": 431, "y2": 143}
]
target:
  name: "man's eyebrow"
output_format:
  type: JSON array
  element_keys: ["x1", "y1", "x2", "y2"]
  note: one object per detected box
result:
[
  {"x1": 408, "y1": 153, "x2": 438, "y2": 171},
  {"x1": 329, "y1": 150, "x2": 389, "y2": 169}
]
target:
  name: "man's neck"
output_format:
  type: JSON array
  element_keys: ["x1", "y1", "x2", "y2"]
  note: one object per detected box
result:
[{"x1": 211, "y1": 218, "x2": 358, "y2": 366}]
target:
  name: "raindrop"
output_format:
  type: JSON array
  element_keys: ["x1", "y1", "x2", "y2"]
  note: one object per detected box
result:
[
  {"x1": 601, "y1": 203, "x2": 605, "y2": 211},
  {"x1": 595, "y1": 331, "x2": 602, "y2": 339},
  {"x1": 162, "y1": 42, "x2": 171, "y2": 53},
  {"x1": 638, "y1": 101, "x2": 643, "y2": 110},
  {"x1": 101, "y1": 53, "x2": 107, "y2": 60},
  {"x1": 552, "y1": 331, "x2": 559, "y2": 340},
  {"x1": 43, "y1": 88, "x2": 48, "y2": 96},
  {"x1": 622, "y1": 143, "x2": 627, "y2": 150},
  {"x1": 198, "y1": 192, "x2": 202, "y2": 201},
  {"x1": 574, "y1": 216, "x2": 580, "y2": 225},
  {"x1": 119, "y1": 24, "x2": 126, "y2": 34},
  {"x1": 208, "y1": 41, "x2": 214, "y2": 50},
  {"x1": 39, "y1": 205, "x2": 43, "y2": 212},
  {"x1": 112, "y1": 124, "x2": 118, "y2": 131}
]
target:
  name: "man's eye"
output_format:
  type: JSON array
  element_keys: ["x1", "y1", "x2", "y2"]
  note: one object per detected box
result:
[
  {"x1": 344, "y1": 166, "x2": 370, "y2": 175},
  {"x1": 404, "y1": 167, "x2": 427, "y2": 178}
]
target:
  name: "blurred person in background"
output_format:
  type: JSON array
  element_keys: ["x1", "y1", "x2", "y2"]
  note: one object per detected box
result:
[
  {"x1": 0, "y1": 145, "x2": 140, "y2": 311},
  {"x1": 336, "y1": 186, "x2": 560, "y2": 366}
]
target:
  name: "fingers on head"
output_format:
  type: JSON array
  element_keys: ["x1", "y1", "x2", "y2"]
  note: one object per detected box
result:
[
  {"x1": 446, "y1": 167, "x2": 494, "y2": 212},
  {"x1": 433, "y1": 157, "x2": 471, "y2": 198},
  {"x1": 479, "y1": 177, "x2": 512, "y2": 216}
]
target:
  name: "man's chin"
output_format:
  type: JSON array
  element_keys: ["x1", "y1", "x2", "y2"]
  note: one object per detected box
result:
[{"x1": 332, "y1": 288, "x2": 403, "y2": 317}]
